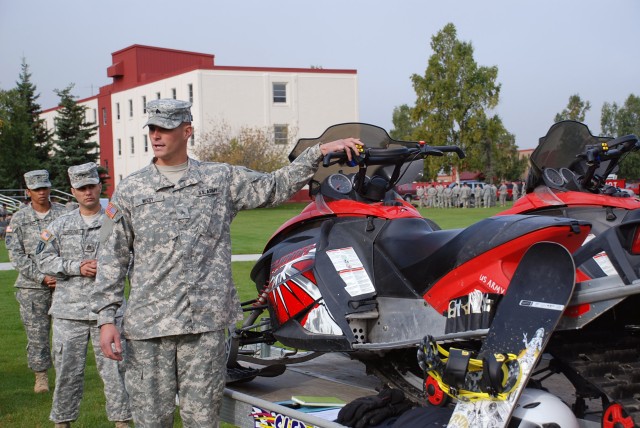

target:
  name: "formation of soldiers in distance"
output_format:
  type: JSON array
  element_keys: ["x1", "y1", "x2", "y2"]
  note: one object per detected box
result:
[{"x1": 414, "y1": 181, "x2": 525, "y2": 208}]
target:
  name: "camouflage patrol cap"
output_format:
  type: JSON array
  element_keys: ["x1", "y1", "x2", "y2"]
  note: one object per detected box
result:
[
  {"x1": 144, "y1": 99, "x2": 193, "y2": 129},
  {"x1": 68, "y1": 162, "x2": 100, "y2": 189},
  {"x1": 24, "y1": 170, "x2": 52, "y2": 190}
]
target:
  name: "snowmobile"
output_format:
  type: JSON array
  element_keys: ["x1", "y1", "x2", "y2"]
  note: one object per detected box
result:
[
  {"x1": 225, "y1": 123, "x2": 591, "y2": 422},
  {"x1": 498, "y1": 120, "x2": 640, "y2": 425}
]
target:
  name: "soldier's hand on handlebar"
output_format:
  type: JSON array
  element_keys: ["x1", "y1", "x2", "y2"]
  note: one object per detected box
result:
[{"x1": 319, "y1": 138, "x2": 364, "y2": 162}]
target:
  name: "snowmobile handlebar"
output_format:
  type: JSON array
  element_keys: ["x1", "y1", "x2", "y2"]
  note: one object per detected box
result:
[
  {"x1": 579, "y1": 133, "x2": 638, "y2": 190},
  {"x1": 322, "y1": 143, "x2": 465, "y2": 169}
]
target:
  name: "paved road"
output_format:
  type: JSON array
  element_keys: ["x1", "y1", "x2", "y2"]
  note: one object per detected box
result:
[{"x1": 0, "y1": 254, "x2": 262, "y2": 271}]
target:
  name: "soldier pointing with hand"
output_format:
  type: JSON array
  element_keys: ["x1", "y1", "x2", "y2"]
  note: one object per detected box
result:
[{"x1": 92, "y1": 99, "x2": 363, "y2": 427}]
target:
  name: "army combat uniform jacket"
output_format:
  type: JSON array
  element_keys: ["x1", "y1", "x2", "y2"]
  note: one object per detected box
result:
[
  {"x1": 6, "y1": 203, "x2": 68, "y2": 289},
  {"x1": 93, "y1": 145, "x2": 323, "y2": 340},
  {"x1": 37, "y1": 208, "x2": 105, "y2": 320}
]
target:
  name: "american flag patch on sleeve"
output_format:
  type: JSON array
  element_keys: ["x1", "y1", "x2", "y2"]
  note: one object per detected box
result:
[
  {"x1": 41, "y1": 229, "x2": 53, "y2": 241},
  {"x1": 105, "y1": 202, "x2": 119, "y2": 219}
]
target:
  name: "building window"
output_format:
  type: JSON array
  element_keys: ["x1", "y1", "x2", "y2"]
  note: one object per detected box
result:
[
  {"x1": 142, "y1": 96, "x2": 147, "y2": 113},
  {"x1": 144, "y1": 135, "x2": 148, "y2": 153},
  {"x1": 116, "y1": 103, "x2": 121, "y2": 120},
  {"x1": 156, "y1": 92, "x2": 161, "y2": 100},
  {"x1": 92, "y1": 109, "x2": 97, "y2": 124},
  {"x1": 274, "y1": 124, "x2": 288, "y2": 145},
  {"x1": 117, "y1": 139, "x2": 122, "y2": 156},
  {"x1": 171, "y1": 88, "x2": 177, "y2": 99},
  {"x1": 130, "y1": 137, "x2": 135, "y2": 154},
  {"x1": 188, "y1": 84, "x2": 193, "y2": 103},
  {"x1": 129, "y1": 99, "x2": 133, "y2": 117},
  {"x1": 102, "y1": 108, "x2": 107, "y2": 125},
  {"x1": 273, "y1": 83, "x2": 287, "y2": 103}
]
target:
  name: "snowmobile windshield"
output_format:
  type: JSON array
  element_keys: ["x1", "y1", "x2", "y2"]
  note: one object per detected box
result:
[
  {"x1": 289, "y1": 123, "x2": 419, "y2": 184},
  {"x1": 527, "y1": 121, "x2": 613, "y2": 188}
]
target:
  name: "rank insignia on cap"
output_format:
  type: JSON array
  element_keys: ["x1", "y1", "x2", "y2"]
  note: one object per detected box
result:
[
  {"x1": 41, "y1": 229, "x2": 53, "y2": 241},
  {"x1": 106, "y1": 202, "x2": 119, "y2": 219}
]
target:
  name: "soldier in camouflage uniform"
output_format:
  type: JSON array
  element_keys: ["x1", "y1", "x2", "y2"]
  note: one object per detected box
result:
[
  {"x1": 92, "y1": 99, "x2": 362, "y2": 427},
  {"x1": 5, "y1": 170, "x2": 67, "y2": 393},
  {"x1": 37, "y1": 163, "x2": 131, "y2": 428}
]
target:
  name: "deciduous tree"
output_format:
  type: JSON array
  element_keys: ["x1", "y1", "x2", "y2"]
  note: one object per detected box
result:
[
  {"x1": 601, "y1": 94, "x2": 640, "y2": 179},
  {"x1": 554, "y1": 94, "x2": 591, "y2": 122},
  {"x1": 410, "y1": 23, "x2": 501, "y2": 180},
  {"x1": 193, "y1": 122, "x2": 289, "y2": 172}
]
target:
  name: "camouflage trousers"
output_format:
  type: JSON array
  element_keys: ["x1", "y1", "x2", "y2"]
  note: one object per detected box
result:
[
  {"x1": 50, "y1": 318, "x2": 131, "y2": 423},
  {"x1": 15, "y1": 288, "x2": 53, "y2": 372},
  {"x1": 125, "y1": 330, "x2": 226, "y2": 428}
]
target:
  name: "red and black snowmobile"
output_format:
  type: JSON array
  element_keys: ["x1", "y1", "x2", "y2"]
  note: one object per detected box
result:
[
  {"x1": 498, "y1": 120, "x2": 640, "y2": 424},
  {"x1": 226, "y1": 123, "x2": 590, "y2": 414}
]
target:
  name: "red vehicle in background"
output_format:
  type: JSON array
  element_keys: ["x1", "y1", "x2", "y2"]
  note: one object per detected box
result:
[{"x1": 499, "y1": 120, "x2": 640, "y2": 423}]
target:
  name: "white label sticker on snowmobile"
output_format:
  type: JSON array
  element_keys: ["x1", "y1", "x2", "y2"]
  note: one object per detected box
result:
[
  {"x1": 519, "y1": 300, "x2": 564, "y2": 311},
  {"x1": 584, "y1": 233, "x2": 617, "y2": 276},
  {"x1": 326, "y1": 247, "x2": 375, "y2": 296}
]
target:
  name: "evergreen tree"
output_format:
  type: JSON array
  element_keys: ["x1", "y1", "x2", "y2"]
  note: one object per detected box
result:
[
  {"x1": 49, "y1": 85, "x2": 99, "y2": 189},
  {"x1": 0, "y1": 60, "x2": 53, "y2": 189}
]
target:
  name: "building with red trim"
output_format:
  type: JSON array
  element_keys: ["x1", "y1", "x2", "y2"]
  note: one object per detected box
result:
[{"x1": 41, "y1": 45, "x2": 359, "y2": 196}]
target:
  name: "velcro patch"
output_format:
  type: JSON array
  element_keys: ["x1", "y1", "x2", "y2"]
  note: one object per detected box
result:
[
  {"x1": 197, "y1": 188, "x2": 217, "y2": 196},
  {"x1": 40, "y1": 229, "x2": 53, "y2": 241},
  {"x1": 105, "y1": 202, "x2": 119, "y2": 219}
]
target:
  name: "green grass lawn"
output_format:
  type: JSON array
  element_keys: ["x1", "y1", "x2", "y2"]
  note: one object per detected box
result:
[
  {"x1": 229, "y1": 202, "x2": 508, "y2": 254},
  {"x1": 1, "y1": 241, "x2": 8, "y2": 263},
  {"x1": 0, "y1": 202, "x2": 508, "y2": 427}
]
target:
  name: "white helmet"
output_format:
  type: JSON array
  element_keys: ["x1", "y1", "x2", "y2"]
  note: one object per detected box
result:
[{"x1": 511, "y1": 388, "x2": 579, "y2": 427}]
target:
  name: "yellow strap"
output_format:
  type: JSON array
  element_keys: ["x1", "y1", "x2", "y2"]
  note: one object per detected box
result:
[{"x1": 426, "y1": 343, "x2": 521, "y2": 402}]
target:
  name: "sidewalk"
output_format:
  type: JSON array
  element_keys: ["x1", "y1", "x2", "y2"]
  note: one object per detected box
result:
[{"x1": 0, "y1": 254, "x2": 262, "y2": 271}]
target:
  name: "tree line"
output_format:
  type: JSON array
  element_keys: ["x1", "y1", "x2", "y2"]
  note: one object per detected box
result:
[
  {"x1": 391, "y1": 23, "x2": 640, "y2": 182},
  {"x1": 2, "y1": 25, "x2": 639, "y2": 193}
]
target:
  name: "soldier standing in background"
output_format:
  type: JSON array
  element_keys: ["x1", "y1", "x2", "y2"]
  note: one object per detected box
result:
[
  {"x1": 451, "y1": 183, "x2": 460, "y2": 208},
  {"x1": 435, "y1": 183, "x2": 444, "y2": 208},
  {"x1": 92, "y1": 99, "x2": 362, "y2": 427},
  {"x1": 512, "y1": 181, "x2": 520, "y2": 202},
  {"x1": 426, "y1": 184, "x2": 436, "y2": 208},
  {"x1": 5, "y1": 170, "x2": 67, "y2": 393},
  {"x1": 498, "y1": 181, "x2": 508, "y2": 207},
  {"x1": 491, "y1": 183, "x2": 498, "y2": 207},
  {"x1": 460, "y1": 183, "x2": 471, "y2": 208},
  {"x1": 416, "y1": 184, "x2": 425, "y2": 208},
  {"x1": 474, "y1": 184, "x2": 483, "y2": 208},
  {"x1": 37, "y1": 163, "x2": 131, "y2": 428},
  {"x1": 483, "y1": 183, "x2": 492, "y2": 208},
  {"x1": 443, "y1": 185, "x2": 453, "y2": 208}
]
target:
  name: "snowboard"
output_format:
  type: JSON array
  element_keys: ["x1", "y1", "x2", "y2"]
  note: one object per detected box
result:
[{"x1": 447, "y1": 242, "x2": 576, "y2": 428}]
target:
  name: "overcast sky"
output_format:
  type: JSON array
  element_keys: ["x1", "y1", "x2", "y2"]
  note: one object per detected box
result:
[{"x1": 1, "y1": 0, "x2": 638, "y2": 149}]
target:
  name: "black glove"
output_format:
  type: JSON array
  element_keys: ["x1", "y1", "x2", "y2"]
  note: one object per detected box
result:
[
  {"x1": 337, "y1": 389, "x2": 407, "y2": 427},
  {"x1": 355, "y1": 399, "x2": 415, "y2": 428}
]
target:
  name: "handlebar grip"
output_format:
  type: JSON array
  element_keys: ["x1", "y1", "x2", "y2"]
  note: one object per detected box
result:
[{"x1": 430, "y1": 145, "x2": 466, "y2": 159}]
